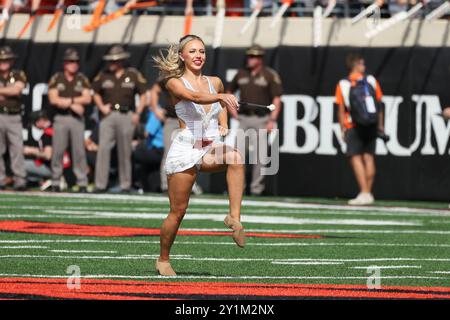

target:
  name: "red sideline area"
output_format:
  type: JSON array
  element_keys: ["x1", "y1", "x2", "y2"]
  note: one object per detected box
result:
[
  {"x1": 0, "y1": 278, "x2": 449, "y2": 300},
  {"x1": 0, "y1": 220, "x2": 322, "y2": 239}
]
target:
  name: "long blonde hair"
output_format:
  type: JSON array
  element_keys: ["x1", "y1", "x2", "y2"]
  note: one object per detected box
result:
[{"x1": 153, "y1": 35, "x2": 205, "y2": 82}]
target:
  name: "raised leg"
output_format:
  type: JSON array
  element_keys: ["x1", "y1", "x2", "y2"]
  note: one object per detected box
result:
[{"x1": 201, "y1": 145, "x2": 245, "y2": 247}]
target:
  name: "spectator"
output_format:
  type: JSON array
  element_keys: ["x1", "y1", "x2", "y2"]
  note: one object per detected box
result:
[
  {"x1": 388, "y1": 0, "x2": 416, "y2": 15},
  {"x1": 246, "y1": 0, "x2": 273, "y2": 16},
  {"x1": 133, "y1": 110, "x2": 164, "y2": 192},
  {"x1": 149, "y1": 79, "x2": 178, "y2": 192},
  {"x1": 88, "y1": 0, "x2": 121, "y2": 15},
  {"x1": 226, "y1": 44, "x2": 283, "y2": 196},
  {"x1": 84, "y1": 126, "x2": 99, "y2": 186},
  {"x1": 23, "y1": 110, "x2": 53, "y2": 185},
  {"x1": 211, "y1": 0, "x2": 244, "y2": 16},
  {"x1": 162, "y1": 0, "x2": 207, "y2": 15},
  {"x1": 335, "y1": 53, "x2": 385, "y2": 205},
  {"x1": 84, "y1": 124, "x2": 119, "y2": 189}
]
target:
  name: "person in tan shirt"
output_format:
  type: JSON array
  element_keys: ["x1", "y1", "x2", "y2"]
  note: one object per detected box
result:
[{"x1": 0, "y1": 46, "x2": 27, "y2": 191}]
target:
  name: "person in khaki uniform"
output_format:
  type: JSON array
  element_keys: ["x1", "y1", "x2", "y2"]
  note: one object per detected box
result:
[
  {"x1": 92, "y1": 45, "x2": 148, "y2": 192},
  {"x1": 227, "y1": 44, "x2": 283, "y2": 196},
  {"x1": 0, "y1": 46, "x2": 27, "y2": 191},
  {"x1": 48, "y1": 48, "x2": 91, "y2": 193}
]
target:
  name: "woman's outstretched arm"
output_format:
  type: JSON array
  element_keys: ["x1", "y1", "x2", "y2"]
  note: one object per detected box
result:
[{"x1": 166, "y1": 77, "x2": 239, "y2": 110}]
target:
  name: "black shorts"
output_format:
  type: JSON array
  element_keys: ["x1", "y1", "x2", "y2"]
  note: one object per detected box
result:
[{"x1": 345, "y1": 127, "x2": 377, "y2": 157}]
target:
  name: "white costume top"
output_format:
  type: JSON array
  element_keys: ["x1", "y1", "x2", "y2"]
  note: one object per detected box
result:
[{"x1": 164, "y1": 76, "x2": 223, "y2": 175}]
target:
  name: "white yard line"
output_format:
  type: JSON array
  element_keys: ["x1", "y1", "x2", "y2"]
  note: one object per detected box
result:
[
  {"x1": 0, "y1": 273, "x2": 446, "y2": 280},
  {"x1": 1, "y1": 204, "x2": 447, "y2": 218},
  {"x1": 0, "y1": 240, "x2": 449, "y2": 249},
  {"x1": 0, "y1": 240, "x2": 157, "y2": 244},
  {"x1": 48, "y1": 250, "x2": 118, "y2": 254},
  {"x1": 0, "y1": 255, "x2": 450, "y2": 263},
  {"x1": 430, "y1": 220, "x2": 450, "y2": 224},
  {"x1": 0, "y1": 246, "x2": 48, "y2": 249},
  {"x1": 272, "y1": 262, "x2": 344, "y2": 265},
  {"x1": 0, "y1": 211, "x2": 423, "y2": 227},
  {"x1": 350, "y1": 266, "x2": 422, "y2": 269},
  {"x1": 2, "y1": 191, "x2": 449, "y2": 215},
  {"x1": 234, "y1": 228, "x2": 450, "y2": 235},
  {"x1": 247, "y1": 242, "x2": 450, "y2": 248},
  {"x1": 34, "y1": 210, "x2": 422, "y2": 227},
  {"x1": 0, "y1": 215, "x2": 67, "y2": 218},
  {"x1": 0, "y1": 212, "x2": 426, "y2": 228}
]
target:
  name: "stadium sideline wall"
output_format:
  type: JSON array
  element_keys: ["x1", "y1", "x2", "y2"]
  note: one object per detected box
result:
[{"x1": 3, "y1": 14, "x2": 450, "y2": 201}]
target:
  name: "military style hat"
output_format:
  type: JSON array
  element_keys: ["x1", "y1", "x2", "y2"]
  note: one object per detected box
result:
[
  {"x1": 103, "y1": 45, "x2": 130, "y2": 61},
  {"x1": 0, "y1": 46, "x2": 17, "y2": 60},
  {"x1": 63, "y1": 48, "x2": 80, "y2": 61},
  {"x1": 245, "y1": 44, "x2": 265, "y2": 56}
]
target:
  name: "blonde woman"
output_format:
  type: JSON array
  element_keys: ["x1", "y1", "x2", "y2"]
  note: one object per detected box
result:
[{"x1": 153, "y1": 35, "x2": 245, "y2": 276}]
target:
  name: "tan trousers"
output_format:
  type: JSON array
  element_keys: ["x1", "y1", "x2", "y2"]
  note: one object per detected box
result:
[
  {"x1": 0, "y1": 114, "x2": 26, "y2": 187},
  {"x1": 238, "y1": 114, "x2": 269, "y2": 196},
  {"x1": 51, "y1": 115, "x2": 88, "y2": 187},
  {"x1": 95, "y1": 111, "x2": 134, "y2": 190}
]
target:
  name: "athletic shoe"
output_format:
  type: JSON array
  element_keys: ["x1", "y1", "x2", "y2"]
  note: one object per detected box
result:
[
  {"x1": 224, "y1": 215, "x2": 246, "y2": 248},
  {"x1": 155, "y1": 259, "x2": 176, "y2": 276},
  {"x1": 348, "y1": 192, "x2": 374, "y2": 205},
  {"x1": 40, "y1": 179, "x2": 52, "y2": 191}
]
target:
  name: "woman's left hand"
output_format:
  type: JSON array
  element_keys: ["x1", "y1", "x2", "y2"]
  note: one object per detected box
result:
[{"x1": 219, "y1": 126, "x2": 228, "y2": 137}]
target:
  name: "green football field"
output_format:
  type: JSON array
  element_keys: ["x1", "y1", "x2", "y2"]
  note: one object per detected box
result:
[{"x1": 0, "y1": 191, "x2": 449, "y2": 299}]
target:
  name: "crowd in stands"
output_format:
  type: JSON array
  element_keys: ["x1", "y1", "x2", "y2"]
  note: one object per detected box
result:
[{"x1": 0, "y1": 0, "x2": 448, "y2": 19}]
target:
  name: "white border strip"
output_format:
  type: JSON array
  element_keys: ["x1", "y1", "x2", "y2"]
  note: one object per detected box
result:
[
  {"x1": 2, "y1": 191, "x2": 448, "y2": 215},
  {"x1": 0, "y1": 273, "x2": 446, "y2": 280}
]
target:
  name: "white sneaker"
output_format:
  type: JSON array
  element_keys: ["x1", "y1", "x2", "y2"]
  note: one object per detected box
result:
[
  {"x1": 348, "y1": 192, "x2": 374, "y2": 205},
  {"x1": 366, "y1": 193, "x2": 375, "y2": 204}
]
